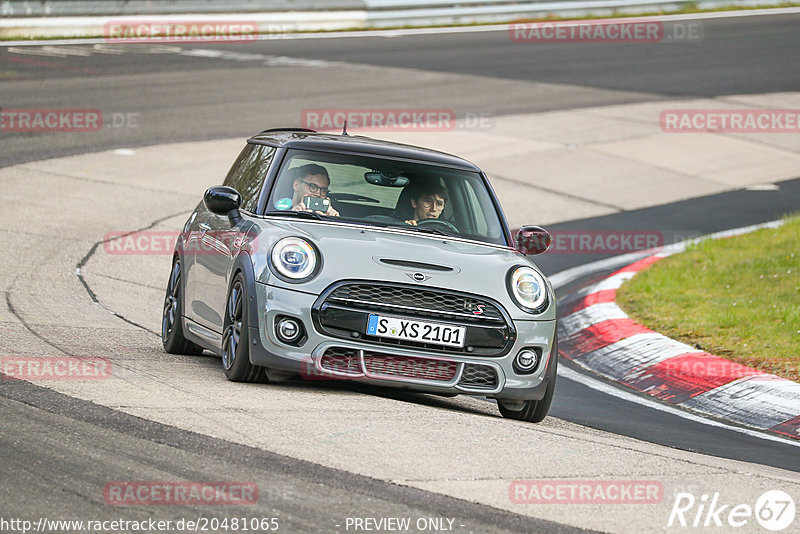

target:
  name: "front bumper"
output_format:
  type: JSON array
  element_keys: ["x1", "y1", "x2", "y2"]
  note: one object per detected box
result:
[{"x1": 250, "y1": 282, "x2": 557, "y2": 402}]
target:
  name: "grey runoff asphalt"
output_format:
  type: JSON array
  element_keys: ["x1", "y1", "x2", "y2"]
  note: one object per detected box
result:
[{"x1": 1, "y1": 14, "x2": 799, "y2": 532}]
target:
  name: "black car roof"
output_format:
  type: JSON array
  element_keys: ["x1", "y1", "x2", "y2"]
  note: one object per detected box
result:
[{"x1": 248, "y1": 130, "x2": 481, "y2": 172}]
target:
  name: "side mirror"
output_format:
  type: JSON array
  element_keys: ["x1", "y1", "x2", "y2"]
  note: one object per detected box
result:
[
  {"x1": 204, "y1": 186, "x2": 242, "y2": 224},
  {"x1": 514, "y1": 225, "x2": 551, "y2": 255}
]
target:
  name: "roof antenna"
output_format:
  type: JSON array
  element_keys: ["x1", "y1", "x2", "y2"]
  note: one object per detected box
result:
[{"x1": 342, "y1": 121, "x2": 349, "y2": 136}]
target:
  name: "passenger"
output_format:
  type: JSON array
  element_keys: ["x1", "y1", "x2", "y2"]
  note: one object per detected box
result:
[
  {"x1": 404, "y1": 184, "x2": 447, "y2": 225},
  {"x1": 291, "y1": 163, "x2": 339, "y2": 217}
]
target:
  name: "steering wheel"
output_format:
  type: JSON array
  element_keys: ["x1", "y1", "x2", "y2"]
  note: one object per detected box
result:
[{"x1": 416, "y1": 218, "x2": 458, "y2": 233}]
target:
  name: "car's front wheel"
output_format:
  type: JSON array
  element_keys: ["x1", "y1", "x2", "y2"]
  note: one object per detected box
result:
[
  {"x1": 162, "y1": 257, "x2": 204, "y2": 355},
  {"x1": 498, "y1": 339, "x2": 558, "y2": 423},
  {"x1": 221, "y1": 273, "x2": 266, "y2": 383}
]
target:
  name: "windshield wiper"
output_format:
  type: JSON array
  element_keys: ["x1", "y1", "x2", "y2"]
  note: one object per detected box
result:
[
  {"x1": 387, "y1": 224, "x2": 454, "y2": 238},
  {"x1": 266, "y1": 210, "x2": 325, "y2": 221}
]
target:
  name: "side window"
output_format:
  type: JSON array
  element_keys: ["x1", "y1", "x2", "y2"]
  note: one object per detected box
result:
[{"x1": 223, "y1": 144, "x2": 276, "y2": 212}]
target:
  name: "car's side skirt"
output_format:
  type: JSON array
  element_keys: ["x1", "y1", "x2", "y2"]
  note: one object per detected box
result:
[{"x1": 182, "y1": 317, "x2": 223, "y2": 355}]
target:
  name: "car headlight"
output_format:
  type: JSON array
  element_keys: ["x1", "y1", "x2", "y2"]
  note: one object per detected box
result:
[
  {"x1": 270, "y1": 237, "x2": 319, "y2": 282},
  {"x1": 507, "y1": 266, "x2": 548, "y2": 313}
]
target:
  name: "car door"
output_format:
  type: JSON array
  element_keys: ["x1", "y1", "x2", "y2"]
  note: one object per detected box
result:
[{"x1": 192, "y1": 143, "x2": 275, "y2": 333}]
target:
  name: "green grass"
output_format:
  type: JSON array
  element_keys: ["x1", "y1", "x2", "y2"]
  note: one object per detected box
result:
[{"x1": 616, "y1": 215, "x2": 800, "y2": 382}]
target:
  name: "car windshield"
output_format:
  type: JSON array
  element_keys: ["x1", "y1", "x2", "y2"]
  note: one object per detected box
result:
[{"x1": 265, "y1": 148, "x2": 507, "y2": 246}]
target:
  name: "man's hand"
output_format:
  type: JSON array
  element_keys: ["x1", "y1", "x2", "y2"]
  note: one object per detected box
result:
[
  {"x1": 404, "y1": 219, "x2": 417, "y2": 226},
  {"x1": 293, "y1": 199, "x2": 339, "y2": 217}
]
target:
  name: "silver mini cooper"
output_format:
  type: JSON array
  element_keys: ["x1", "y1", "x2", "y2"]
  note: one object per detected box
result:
[{"x1": 162, "y1": 129, "x2": 557, "y2": 422}]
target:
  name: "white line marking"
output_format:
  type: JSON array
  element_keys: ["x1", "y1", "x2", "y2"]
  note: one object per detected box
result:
[
  {"x1": 745, "y1": 183, "x2": 780, "y2": 191},
  {"x1": 2, "y1": 7, "x2": 800, "y2": 46},
  {"x1": 557, "y1": 365, "x2": 800, "y2": 447},
  {"x1": 7, "y1": 45, "x2": 93, "y2": 57}
]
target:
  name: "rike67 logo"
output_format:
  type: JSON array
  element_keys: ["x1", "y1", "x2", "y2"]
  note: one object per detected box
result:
[{"x1": 668, "y1": 490, "x2": 795, "y2": 531}]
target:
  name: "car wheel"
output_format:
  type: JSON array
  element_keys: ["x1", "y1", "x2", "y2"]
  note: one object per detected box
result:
[
  {"x1": 221, "y1": 273, "x2": 266, "y2": 383},
  {"x1": 162, "y1": 257, "x2": 204, "y2": 355},
  {"x1": 498, "y1": 339, "x2": 558, "y2": 423}
]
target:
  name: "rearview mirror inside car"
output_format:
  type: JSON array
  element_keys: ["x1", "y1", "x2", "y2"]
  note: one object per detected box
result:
[{"x1": 364, "y1": 171, "x2": 410, "y2": 187}]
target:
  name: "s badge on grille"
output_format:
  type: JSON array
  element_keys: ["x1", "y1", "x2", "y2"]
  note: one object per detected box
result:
[
  {"x1": 464, "y1": 300, "x2": 486, "y2": 315},
  {"x1": 406, "y1": 272, "x2": 430, "y2": 282}
]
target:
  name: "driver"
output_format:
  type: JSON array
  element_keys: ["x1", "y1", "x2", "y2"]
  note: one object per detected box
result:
[
  {"x1": 404, "y1": 184, "x2": 447, "y2": 226},
  {"x1": 291, "y1": 163, "x2": 339, "y2": 217}
]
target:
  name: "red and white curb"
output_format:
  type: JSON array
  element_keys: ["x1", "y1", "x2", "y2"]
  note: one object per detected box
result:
[{"x1": 553, "y1": 220, "x2": 800, "y2": 441}]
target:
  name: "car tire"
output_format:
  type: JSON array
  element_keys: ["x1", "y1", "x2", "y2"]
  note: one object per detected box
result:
[
  {"x1": 221, "y1": 272, "x2": 266, "y2": 383},
  {"x1": 162, "y1": 257, "x2": 205, "y2": 356},
  {"x1": 498, "y1": 338, "x2": 558, "y2": 423}
]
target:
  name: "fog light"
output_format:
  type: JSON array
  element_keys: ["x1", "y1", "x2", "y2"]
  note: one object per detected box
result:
[
  {"x1": 515, "y1": 349, "x2": 539, "y2": 372},
  {"x1": 276, "y1": 317, "x2": 302, "y2": 343}
]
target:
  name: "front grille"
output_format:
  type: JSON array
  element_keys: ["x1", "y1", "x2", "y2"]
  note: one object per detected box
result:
[
  {"x1": 314, "y1": 282, "x2": 514, "y2": 356},
  {"x1": 319, "y1": 347, "x2": 360, "y2": 375},
  {"x1": 326, "y1": 283, "x2": 505, "y2": 323},
  {"x1": 458, "y1": 364, "x2": 498, "y2": 389},
  {"x1": 363, "y1": 352, "x2": 457, "y2": 382}
]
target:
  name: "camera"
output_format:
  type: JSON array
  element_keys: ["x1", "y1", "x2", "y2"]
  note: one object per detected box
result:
[{"x1": 302, "y1": 196, "x2": 330, "y2": 212}]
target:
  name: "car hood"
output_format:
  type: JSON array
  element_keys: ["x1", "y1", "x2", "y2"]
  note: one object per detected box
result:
[{"x1": 251, "y1": 219, "x2": 555, "y2": 321}]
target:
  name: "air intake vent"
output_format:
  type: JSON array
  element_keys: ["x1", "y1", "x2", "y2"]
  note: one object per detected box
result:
[
  {"x1": 379, "y1": 259, "x2": 453, "y2": 272},
  {"x1": 458, "y1": 364, "x2": 498, "y2": 389}
]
